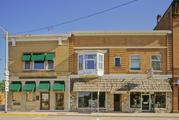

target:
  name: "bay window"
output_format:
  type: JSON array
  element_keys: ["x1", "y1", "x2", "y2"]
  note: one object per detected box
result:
[{"x1": 77, "y1": 52, "x2": 104, "y2": 76}]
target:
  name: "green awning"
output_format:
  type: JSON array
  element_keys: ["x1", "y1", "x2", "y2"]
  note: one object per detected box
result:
[
  {"x1": 37, "y1": 82, "x2": 50, "y2": 91},
  {"x1": 45, "y1": 53, "x2": 55, "y2": 61},
  {"x1": 22, "y1": 54, "x2": 31, "y2": 61},
  {"x1": 31, "y1": 54, "x2": 45, "y2": 61},
  {"x1": 23, "y1": 82, "x2": 35, "y2": 92},
  {"x1": 53, "y1": 82, "x2": 64, "y2": 91},
  {"x1": 10, "y1": 83, "x2": 21, "y2": 92}
]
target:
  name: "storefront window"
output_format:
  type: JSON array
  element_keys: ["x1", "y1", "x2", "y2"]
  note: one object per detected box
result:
[
  {"x1": 130, "y1": 92, "x2": 141, "y2": 108},
  {"x1": 154, "y1": 92, "x2": 166, "y2": 108},
  {"x1": 78, "y1": 92, "x2": 105, "y2": 108}
]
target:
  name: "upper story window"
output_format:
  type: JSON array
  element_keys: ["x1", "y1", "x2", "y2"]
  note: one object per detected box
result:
[
  {"x1": 130, "y1": 55, "x2": 141, "y2": 70},
  {"x1": 85, "y1": 54, "x2": 96, "y2": 69},
  {"x1": 22, "y1": 52, "x2": 55, "y2": 71},
  {"x1": 151, "y1": 55, "x2": 161, "y2": 71},
  {"x1": 114, "y1": 57, "x2": 121, "y2": 67},
  {"x1": 76, "y1": 50, "x2": 106, "y2": 76}
]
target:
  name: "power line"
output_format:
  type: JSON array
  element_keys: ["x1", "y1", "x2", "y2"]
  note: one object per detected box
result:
[{"x1": 13, "y1": 0, "x2": 139, "y2": 35}]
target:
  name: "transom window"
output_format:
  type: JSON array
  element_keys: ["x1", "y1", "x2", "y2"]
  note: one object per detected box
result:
[
  {"x1": 130, "y1": 55, "x2": 141, "y2": 70},
  {"x1": 151, "y1": 55, "x2": 161, "y2": 70},
  {"x1": 115, "y1": 57, "x2": 121, "y2": 67}
]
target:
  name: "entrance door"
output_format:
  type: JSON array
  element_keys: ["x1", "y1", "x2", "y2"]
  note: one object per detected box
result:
[
  {"x1": 142, "y1": 95, "x2": 150, "y2": 111},
  {"x1": 114, "y1": 94, "x2": 121, "y2": 111},
  {"x1": 40, "y1": 92, "x2": 50, "y2": 110},
  {"x1": 55, "y1": 93, "x2": 64, "y2": 110}
]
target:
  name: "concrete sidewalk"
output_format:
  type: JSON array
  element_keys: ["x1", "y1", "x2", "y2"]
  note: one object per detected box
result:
[{"x1": 0, "y1": 112, "x2": 179, "y2": 118}]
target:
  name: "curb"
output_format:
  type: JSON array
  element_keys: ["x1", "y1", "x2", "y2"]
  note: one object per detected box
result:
[{"x1": 0, "y1": 113, "x2": 48, "y2": 116}]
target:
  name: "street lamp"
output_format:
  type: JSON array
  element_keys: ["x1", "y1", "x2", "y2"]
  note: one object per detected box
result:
[{"x1": 0, "y1": 26, "x2": 9, "y2": 113}]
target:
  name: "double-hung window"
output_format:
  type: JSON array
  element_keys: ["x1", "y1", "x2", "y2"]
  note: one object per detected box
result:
[
  {"x1": 130, "y1": 55, "x2": 141, "y2": 70},
  {"x1": 151, "y1": 55, "x2": 161, "y2": 70}
]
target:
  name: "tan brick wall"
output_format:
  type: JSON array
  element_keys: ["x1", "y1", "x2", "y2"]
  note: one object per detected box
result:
[{"x1": 9, "y1": 40, "x2": 69, "y2": 78}]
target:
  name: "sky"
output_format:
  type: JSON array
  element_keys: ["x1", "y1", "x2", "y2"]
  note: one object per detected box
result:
[{"x1": 0, "y1": 0, "x2": 173, "y2": 80}]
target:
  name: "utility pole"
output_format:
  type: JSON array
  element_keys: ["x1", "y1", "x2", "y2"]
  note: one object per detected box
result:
[{"x1": 0, "y1": 26, "x2": 9, "y2": 113}]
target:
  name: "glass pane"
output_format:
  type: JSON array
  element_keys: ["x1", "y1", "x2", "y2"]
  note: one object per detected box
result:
[
  {"x1": 152, "y1": 61, "x2": 161, "y2": 70},
  {"x1": 130, "y1": 92, "x2": 141, "y2": 108},
  {"x1": 85, "y1": 60, "x2": 96, "y2": 69},
  {"x1": 48, "y1": 61, "x2": 54, "y2": 70},
  {"x1": 99, "y1": 92, "x2": 105, "y2": 108},
  {"x1": 152, "y1": 56, "x2": 161, "y2": 61},
  {"x1": 115, "y1": 58, "x2": 121, "y2": 67},
  {"x1": 78, "y1": 92, "x2": 91, "y2": 108},
  {"x1": 131, "y1": 56, "x2": 140, "y2": 70},
  {"x1": 34, "y1": 61, "x2": 44, "y2": 70},
  {"x1": 79, "y1": 55, "x2": 83, "y2": 70},
  {"x1": 155, "y1": 92, "x2": 166, "y2": 108},
  {"x1": 85, "y1": 54, "x2": 96, "y2": 59},
  {"x1": 25, "y1": 61, "x2": 30, "y2": 70}
]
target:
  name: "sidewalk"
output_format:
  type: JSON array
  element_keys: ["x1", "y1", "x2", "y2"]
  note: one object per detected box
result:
[{"x1": 0, "y1": 112, "x2": 179, "y2": 118}]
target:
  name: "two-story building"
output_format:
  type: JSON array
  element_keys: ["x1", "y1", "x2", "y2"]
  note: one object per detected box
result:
[
  {"x1": 69, "y1": 31, "x2": 172, "y2": 113},
  {"x1": 8, "y1": 34, "x2": 71, "y2": 111}
]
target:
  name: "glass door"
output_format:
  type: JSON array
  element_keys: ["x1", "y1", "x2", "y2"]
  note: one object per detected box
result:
[
  {"x1": 142, "y1": 94, "x2": 150, "y2": 111},
  {"x1": 55, "y1": 93, "x2": 64, "y2": 110},
  {"x1": 40, "y1": 92, "x2": 50, "y2": 110}
]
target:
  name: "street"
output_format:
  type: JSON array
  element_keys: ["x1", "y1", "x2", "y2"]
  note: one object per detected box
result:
[{"x1": 0, "y1": 116, "x2": 178, "y2": 120}]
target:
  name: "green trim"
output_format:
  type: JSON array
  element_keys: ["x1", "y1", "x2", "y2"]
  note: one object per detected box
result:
[
  {"x1": 53, "y1": 82, "x2": 64, "y2": 91},
  {"x1": 37, "y1": 82, "x2": 50, "y2": 91},
  {"x1": 10, "y1": 83, "x2": 21, "y2": 92},
  {"x1": 22, "y1": 54, "x2": 31, "y2": 61},
  {"x1": 23, "y1": 82, "x2": 35, "y2": 92},
  {"x1": 45, "y1": 53, "x2": 55, "y2": 61},
  {"x1": 31, "y1": 54, "x2": 45, "y2": 61}
]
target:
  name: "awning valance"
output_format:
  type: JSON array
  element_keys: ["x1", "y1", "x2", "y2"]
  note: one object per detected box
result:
[
  {"x1": 53, "y1": 82, "x2": 64, "y2": 91},
  {"x1": 45, "y1": 53, "x2": 55, "y2": 61},
  {"x1": 22, "y1": 54, "x2": 31, "y2": 61},
  {"x1": 31, "y1": 54, "x2": 45, "y2": 61},
  {"x1": 37, "y1": 82, "x2": 50, "y2": 91},
  {"x1": 23, "y1": 82, "x2": 35, "y2": 92},
  {"x1": 10, "y1": 83, "x2": 21, "y2": 92}
]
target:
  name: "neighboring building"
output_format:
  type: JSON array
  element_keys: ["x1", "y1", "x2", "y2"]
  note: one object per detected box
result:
[
  {"x1": 154, "y1": 0, "x2": 179, "y2": 112},
  {"x1": 8, "y1": 34, "x2": 71, "y2": 111},
  {"x1": 69, "y1": 31, "x2": 172, "y2": 113}
]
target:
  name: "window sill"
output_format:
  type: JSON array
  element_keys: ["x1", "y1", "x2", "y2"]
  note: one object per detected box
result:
[{"x1": 23, "y1": 69, "x2": 55, "y2": 72}]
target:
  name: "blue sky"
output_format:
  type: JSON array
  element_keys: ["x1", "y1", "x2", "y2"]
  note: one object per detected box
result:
[{"x1": 0, "y1": 0, "x2": 173, "y2": 80}]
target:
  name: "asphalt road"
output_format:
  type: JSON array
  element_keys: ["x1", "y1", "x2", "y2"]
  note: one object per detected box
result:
[{"x1": 0, "y1": 116, "x2": 178, "y2": 120}]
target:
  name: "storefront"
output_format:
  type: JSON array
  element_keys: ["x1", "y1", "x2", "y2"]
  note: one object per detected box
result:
[
  {"x1": 72, "y1": 78, "x2": 172, "y2": 112},
  {"x1": 8, "y1": 80, "x2": 66, "y2": 111}
]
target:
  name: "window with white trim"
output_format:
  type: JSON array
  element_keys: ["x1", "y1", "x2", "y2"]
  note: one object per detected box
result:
[
  {"x1": 151, "y1": 55, "x2": 161, "y2": 70},
  {"x1": 77, "y1": 52, "x2": 104, "y2": 76},
  {"x1": 130, "y1": 55, "x2": 141, "y2": 70}
]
